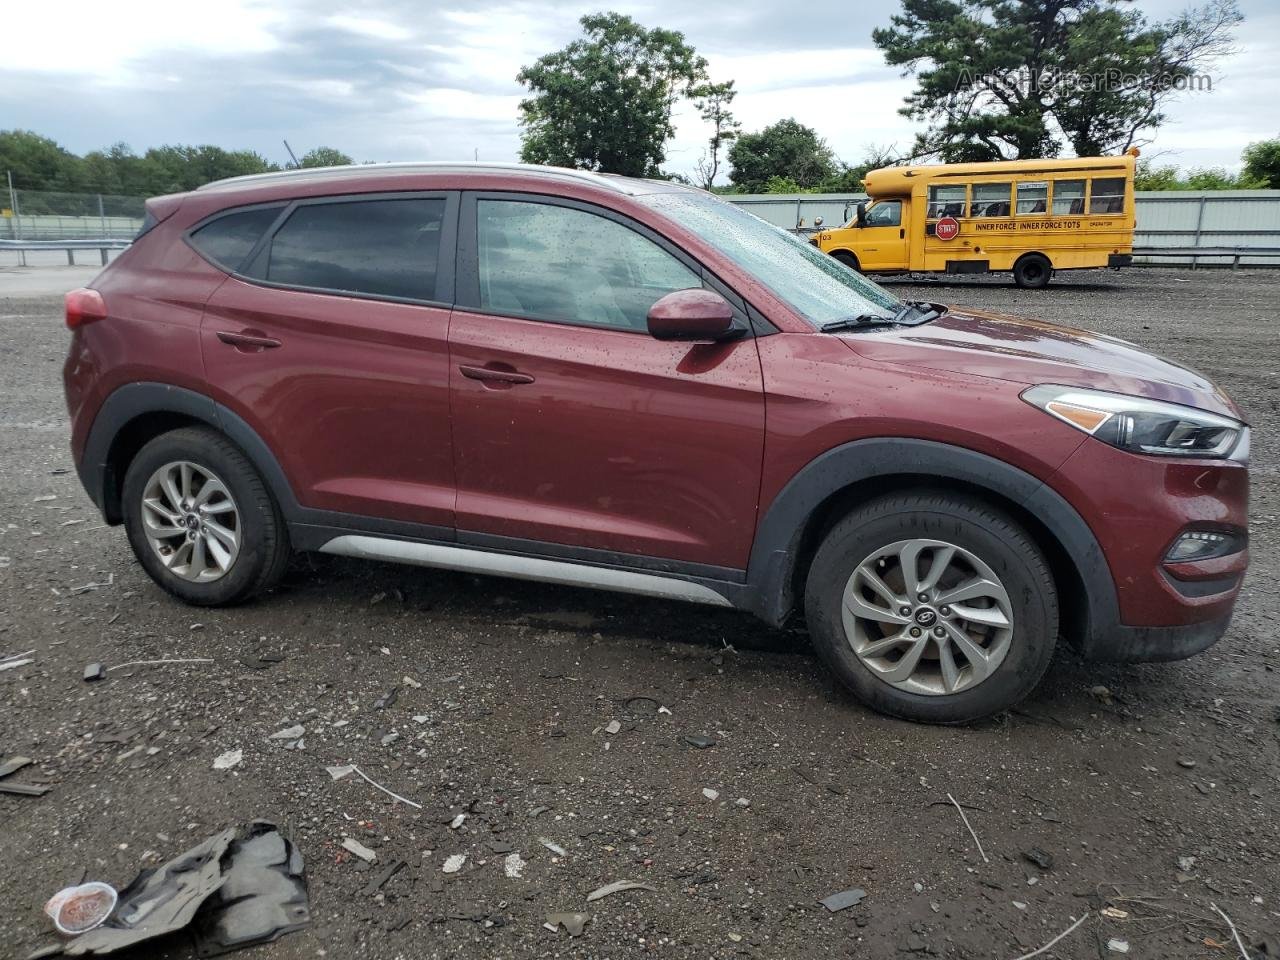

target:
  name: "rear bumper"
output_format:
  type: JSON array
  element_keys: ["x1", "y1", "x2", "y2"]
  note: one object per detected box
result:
[{"x1": 1108, "y1": 253, "x2": 1133, "y2": 268}]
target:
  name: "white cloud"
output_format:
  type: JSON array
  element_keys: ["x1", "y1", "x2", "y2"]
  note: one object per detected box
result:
[{"x1": 327, "y1": 14, "x2": 414, "y2": 41}]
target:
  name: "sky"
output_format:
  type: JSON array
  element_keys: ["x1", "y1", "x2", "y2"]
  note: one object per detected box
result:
[{"x1": 3, "y1": 0, "x2": 1278, "y2": 186}]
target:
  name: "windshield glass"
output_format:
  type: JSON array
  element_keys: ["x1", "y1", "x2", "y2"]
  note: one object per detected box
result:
[{"x1": 637, "y1": 192, "x2": 900, "y2": 327}]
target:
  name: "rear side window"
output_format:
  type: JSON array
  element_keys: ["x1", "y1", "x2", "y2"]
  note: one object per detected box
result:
[
  {"x1": 1090, "y1": 178, "x2": 1126, "y2": 214},
  {"x1": 266, "y1": 198, "x2": 445, "y2": 301},
  {"x1": 189, "y1": 205, "x2": 284, "y2": 271}
]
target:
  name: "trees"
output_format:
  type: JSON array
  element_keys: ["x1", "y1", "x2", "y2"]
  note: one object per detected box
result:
[
  {"x1": 299, "y1": 147, "x2": 354, "y2": 168},
  {"x1": 873, "y1": 0, "x2": 1243, "y2": 161},
  {"x1": 516, "y1": 12, "x2": 708, "y2": 177},
  {"x1": 727, "y1": 119, "x2": 838, "y2": 193},
  {"x1": 1242, "y1": 137, "x2": 1280, "y2": 188},
  {"x1": 692, "y1": 81, "x2": 740, "y2": 189}
]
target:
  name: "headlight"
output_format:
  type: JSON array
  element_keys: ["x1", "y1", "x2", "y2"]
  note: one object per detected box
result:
[{"x1": 1022, "y1": 385, "x2": 1247, "y2": 460}]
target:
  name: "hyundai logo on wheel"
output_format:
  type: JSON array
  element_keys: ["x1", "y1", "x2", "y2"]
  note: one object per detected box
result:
[{"x1": 935, "y1": 216, "x2": 960, "y2": 241}]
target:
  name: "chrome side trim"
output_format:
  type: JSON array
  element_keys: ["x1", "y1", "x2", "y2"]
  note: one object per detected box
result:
[{"x1": 318, "y1": 535, "x2": 734, "y2": 607}]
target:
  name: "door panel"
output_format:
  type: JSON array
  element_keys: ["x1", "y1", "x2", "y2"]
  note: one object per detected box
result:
[
  {"x1": 449, "y1": 310, "x2": 765, "y2": 568},
  {"x1": 857, "y1": 200, "x2": 908, "y2": 271},
  {"x1": 201, "y1": 279, "x2": 455, "y2": 528}
]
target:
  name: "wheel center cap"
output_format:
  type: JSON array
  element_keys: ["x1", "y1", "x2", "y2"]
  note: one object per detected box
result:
[
  {"x1": 184, "y1": 514, "x2": 200, "y2": 530},
  {"x1": 914, "y1": 607, "x2": 938, "y2": 627}
]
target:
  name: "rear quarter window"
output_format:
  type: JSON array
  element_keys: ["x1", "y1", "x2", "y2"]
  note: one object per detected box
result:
[{"x1": 188, "y1": 205, "x2": 285, "y2": 272}]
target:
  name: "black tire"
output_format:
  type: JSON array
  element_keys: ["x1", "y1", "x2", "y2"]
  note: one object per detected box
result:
[
  {"x1": 122, "y1": 426, "x2": 290, "y2": 606},
  {"x1": 804, "y1": 491, "x2": 1058, "y2": 724},
  {"x1": 831, "y1": 250, "x2": 861, "y2": 272},
  {"x1": 1012, "y1": 254, "x2": 1052, "y2": 289}
]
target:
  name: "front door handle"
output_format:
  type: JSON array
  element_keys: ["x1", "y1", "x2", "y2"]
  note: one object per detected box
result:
[
  {"x1": 216, "y1": 329, "x2": 282, "y2": 351},
  {"x1": 459, "y1": 364, "x2": 535, "y2": 386}
]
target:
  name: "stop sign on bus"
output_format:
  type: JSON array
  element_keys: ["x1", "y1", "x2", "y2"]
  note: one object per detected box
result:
[{"x1": 935, "y1": 216, "x2": 960, "y2": 241}]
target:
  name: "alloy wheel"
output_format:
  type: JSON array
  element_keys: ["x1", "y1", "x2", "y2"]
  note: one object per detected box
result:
[
  {"x1": 140, "y1": 460, "x2": 241, "y2": 582},
  {"x1": 840, "y1": 538, "x2": 1014, "y2": 696}
]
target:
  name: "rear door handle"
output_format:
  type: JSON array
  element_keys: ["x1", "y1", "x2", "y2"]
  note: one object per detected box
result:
[
  {"x1": 458, "y1": 364, "x2": 535, "y2": 386},
  {"x1": 216, "y1": 329, "x2": 282, "y2": 351}
]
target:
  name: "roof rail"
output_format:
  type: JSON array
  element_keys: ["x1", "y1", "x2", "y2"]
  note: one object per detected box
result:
[{"x1": 196, "y1": 161, "x2": 633, "y2": 194}]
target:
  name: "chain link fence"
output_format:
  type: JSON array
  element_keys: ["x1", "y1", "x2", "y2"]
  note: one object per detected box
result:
[{"x1": 3, "y1": 188, "x2": 145, "y2": 241}]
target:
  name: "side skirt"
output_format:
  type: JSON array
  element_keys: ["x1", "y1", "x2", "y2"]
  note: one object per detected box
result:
[{"x1": 317, "y1": 534, "x2": 739, "y2": 608}]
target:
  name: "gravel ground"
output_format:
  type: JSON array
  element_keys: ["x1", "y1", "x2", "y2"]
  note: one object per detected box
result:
[{"x1": 1, "y1": 267, "x2": 1278, "y2": 960}]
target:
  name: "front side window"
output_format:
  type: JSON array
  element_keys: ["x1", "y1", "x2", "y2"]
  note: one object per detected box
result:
[
  {"x1": 864, "y1": 201, "x2": 902, "y2": 227},
  {"x1": 476, "y1": 199, "x2": 699, "y2": 332},
  {"x1": 927, "y1": 185, "x2": 967, "y2": 219},
  {"x1": 1090, "y1": 178, "x2": 1126, "y2": 214},
  {"x1": 970, "y1": 183, "x2": 1011, "y2": 217},
  {"x1": 1052, "y1": 180, "x2": 1085, "y2": 216},
  {"x1": 190, "y1": 205, "x2": 284, "y2": 271},
  {"x1": 1016, "y1": 181, "x2": 1049, "y2": 215},
  {"x1": 266, "y1": 197, "x2": 445, "y2": 300},
  {"x1": 638, "y1": 191, "x2": 899, "y2": 328}
]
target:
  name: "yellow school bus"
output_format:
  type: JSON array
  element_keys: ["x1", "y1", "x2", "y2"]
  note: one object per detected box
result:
[{"x1": 811, "y1": 150, "x2": 1137, "y2": 288}]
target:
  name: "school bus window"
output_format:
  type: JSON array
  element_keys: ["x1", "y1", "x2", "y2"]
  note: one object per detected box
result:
[
  {"x1": 1090, "y1": 177, "x2": 1125, "y2": 214},
  {"x1": 970, "y1": 183, "x2": 1011, "y2": 217},
  {"x1": 1052, "y1": 180, "x2": 1085, "y2": 216},
  {"x1": 927, "y1": 185, "x2": 966, "y2": 219},
  {"x1": 865, "y1": 201, "x2": 902, "y2": 227},
  {"x1": 1016, "y1": 181, "x2": 1048, "y2": 215}
]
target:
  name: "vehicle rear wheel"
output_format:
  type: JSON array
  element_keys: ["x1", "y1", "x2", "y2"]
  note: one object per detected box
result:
[
  {"x1": 1012, "y1": 254, "x2": 1052, "y2": 289},
  {"x1": 831, "y1": 251, "x2": 861, "y2": 272},
  {"x1": 122, "y1": 426, "x2": 290, "y2": 606},
  {"x1": 804, "y1": 491, "x2": 1058, "y2": 723}
]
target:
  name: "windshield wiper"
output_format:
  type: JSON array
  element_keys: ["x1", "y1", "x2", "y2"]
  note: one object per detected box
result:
[{"x1": 820, "y1": 301, "x2": 944, "y2": 334}]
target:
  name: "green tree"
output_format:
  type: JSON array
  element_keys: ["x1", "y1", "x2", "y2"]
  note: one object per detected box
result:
[
  {"x1": 873, "y1": 0, "x2": 1242, "y2": 161},
  {"x1": 0, "y1": 129, "x2": 87, "y2": 194},
  {"x1": 1134, "y1": 158, "x2": 1261, "y2": 190},
  {"x1": 1242, "y1": 137, "x2": 1280, "y2": 188},
  {"x1": 727, "y1": 119, "x2": 837, "y2": 193},
  {"x1": 140, "y1": 145, "x2": 277, "y2": 193},
  {"x1": 299, "y1": 147, "x2": 354, "y2": 168},
  {"x1": 691, "y1": 80, "x2": 740, "y2": 189},
  {"x1": 517, "y1": 12, "x2": 708, "y2": 177}
]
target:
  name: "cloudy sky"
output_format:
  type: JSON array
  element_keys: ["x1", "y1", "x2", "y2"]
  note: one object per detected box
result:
[{"x1": 4, "y1": 0, "x2": 1278, "y2": 184}]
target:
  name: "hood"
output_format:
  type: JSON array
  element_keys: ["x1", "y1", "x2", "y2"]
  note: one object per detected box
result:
[{"x1": 842, "y1": 306, "x2": 1243, "y2": 421}]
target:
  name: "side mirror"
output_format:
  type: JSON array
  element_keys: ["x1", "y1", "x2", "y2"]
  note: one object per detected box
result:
[
  {"x1": 814, "y1": 216, "x2": 824, "y2": 227},
  {"x1": 647, "y1": 289, "x2": 736, "y2": 342},
  {"x1": 856, "y1": 202, "x2": 867, "y2": 227}
]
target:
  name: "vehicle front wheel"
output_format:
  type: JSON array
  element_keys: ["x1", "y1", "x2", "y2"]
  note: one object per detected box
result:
[
  {"x1": 1012, "y1": 254, "x2": 1052, "y2": 289},
  {"x1": 804, "y1": 491, "x2": 1058, "y2": 724},
  {"x1": 121, "y1": 426, "x2": 290, "y2": 606},
  {"x1": 831, "y1": 251, "x2": 861, "y2": 272}
]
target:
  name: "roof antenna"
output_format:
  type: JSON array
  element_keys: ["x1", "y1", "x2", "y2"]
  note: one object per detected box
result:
[
  {"x1": 474, "y1": 148, "x2": 479, "y2": 162},
  {"x1": 283, "y1": 139, "x2": 301, "y2": 168}
]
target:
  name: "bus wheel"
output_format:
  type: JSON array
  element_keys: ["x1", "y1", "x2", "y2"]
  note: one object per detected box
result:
[
  {"x1": 832, "y1": 251, "x2": 861, "y2": 273},
  {"x1": 1013, "y1": 254, "x2": 1052, "y2": 289}
]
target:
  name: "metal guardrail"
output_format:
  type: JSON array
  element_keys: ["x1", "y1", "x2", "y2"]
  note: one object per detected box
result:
[
  {"x1": 1131, "y1": 246, "x2": 1280, "y2": 268},
  {"x1": 0, "y1": 238, "x2": 131, "y2": 266}
]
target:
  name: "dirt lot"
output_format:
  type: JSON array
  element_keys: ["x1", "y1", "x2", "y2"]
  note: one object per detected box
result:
[{"x1": 1, "y1": 268, "x2": 1277, "y2": 959}]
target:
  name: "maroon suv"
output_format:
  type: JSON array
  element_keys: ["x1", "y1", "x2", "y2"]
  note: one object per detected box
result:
[{"x1": 62, "y1": 163, "x2": 1249, "y2": 722}]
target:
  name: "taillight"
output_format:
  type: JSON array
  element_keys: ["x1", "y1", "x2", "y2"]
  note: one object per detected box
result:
[{"x1": 65, "y1": 288, "x2": 108, "y2": 329}]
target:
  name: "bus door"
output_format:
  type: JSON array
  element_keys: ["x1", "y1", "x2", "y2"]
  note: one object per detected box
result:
[{"x1": 856, "y1": 199, "x2": 908, "y2": 271}]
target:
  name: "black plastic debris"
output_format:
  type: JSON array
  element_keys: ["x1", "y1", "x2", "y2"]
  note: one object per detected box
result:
[
  {"x1": 45, "y1": 821, "x2": 308, "y2": 956},
  {"x1": 83, "y1": 664, "x2": 106, "y2": 683},
  {"x1": 1022, "y1": 847, "x2": 1054, "y2": 870}
]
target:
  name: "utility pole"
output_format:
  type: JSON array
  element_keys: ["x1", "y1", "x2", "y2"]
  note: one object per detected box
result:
[{"x1": 282, "y1": 140, "x2": 301, "y2": 168}]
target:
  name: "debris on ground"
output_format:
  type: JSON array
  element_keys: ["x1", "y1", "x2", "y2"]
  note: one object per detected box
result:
[
  {"x1": 702, "y1": 788, "x2": 719, "y2": 801},
  {"x1": 1108, "y1": 938, "x2": 1130, "y2": 953},
  {"x1": 1023, "y1": 847, "x2": 1054, "y2": 870},
  {"x1": 503, "y1": 853, "x2": 526, "y2": 879},
  {"x1": 0, "y1": 655, "x2": 35, "y2": 672},
  {"x1": 684, "y1": 734, "x2": 716, "y2": 749},
  {"x1": 339, "y1": 765, "x2": 422, "y2": 809},
  {"x1": 585, "y1": 880, "x2": 657, "y2": 902},
  {"x1": 268, "y1": 725, "x2": 305, "y2": 741},
  {"x1": 1177, "y1": 758, "x2": 1197, "y2": 769},
  {"x1": 1101, "y1": 906, "x2": 1130, "y2": 919},
  {"x1": 538, "y1": 837, "x2": 567, "y2": 857},
  {"x1": 82, "y1": 663, "x2": 105, "y2": 682},
  {"x1": 1090, "y1": 685, "x2": 1113, "y2": 704},
  {"x1": 545, "y1": 912, "x2": 590, "y2": 936},
  {"x1": 37, "y1": 821, "x2": 308, "y2": 956},
  {"x1": 43, "y1": 882, "x2": 116, "y2": 935},
  {"x1": 818, "y1": 888, "x2": 866, "y2": 912},
  {"x1": 362, "y1": 859, "x2": 405, "y2": 896},
  {"x1": 442, "y1": 854, "x2": 466, "y2": 874},
  {"x1": 946, "y1": 792, "x2": 989, "y2": 863},
  {"x1": 373, "y1": 687, "x2": 399, "y2": 710},
  {"x1": 604, "y1": 719, "x2": 622, "y2": 735},
  {"x1": 326, "y1": 765, "x2": 356, "y2": 781},
  {"x1": 0, "y1": 753, "x2": 50, "y2": 798},
  {"x1": 340, "y1": 836, "x2": 378, "y2": 863},
  {"x1": 0, "y1": 755, "x2": 33, "y2": 778},
  {"x1": 212, "y1": 749, "x2": 242, "y2": 771}
]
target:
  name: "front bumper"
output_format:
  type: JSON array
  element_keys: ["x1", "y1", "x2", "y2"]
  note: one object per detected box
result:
[{"x1": 1050, "y1": 437, "x2": 1248, "y2": 661}]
